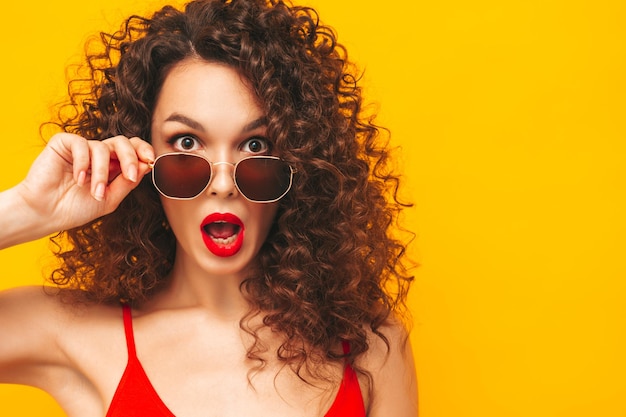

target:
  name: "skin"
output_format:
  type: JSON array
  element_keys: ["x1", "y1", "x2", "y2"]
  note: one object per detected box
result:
[
  {"x1": 152, "y1": 59, "x2": 280, "y2": 298},
  {"x1": 0, "y1": 59, "x2": 418, "y2": 416}
]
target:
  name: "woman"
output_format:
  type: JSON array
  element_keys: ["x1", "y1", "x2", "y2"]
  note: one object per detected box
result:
[{"x1": 0, "y1": 0, "x2": 417, "y2": 415}]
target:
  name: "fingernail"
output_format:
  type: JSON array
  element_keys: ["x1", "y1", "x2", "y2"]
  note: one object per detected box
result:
[
  {"x1": 77, "y1": 170, "x2": 87, "y2": 187},
  {"x1": 94, "y1": 183, "x2": 105, "y2": 201},
  {"x1": 127, "y1": 165, "x2": 138, "y2": 182},
  {"x1": 146, "y1": 152, "x2": 156, "y2": 163}
]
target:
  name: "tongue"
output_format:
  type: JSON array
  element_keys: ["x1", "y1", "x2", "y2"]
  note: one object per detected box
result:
[{"x1": 206, "y1": 222, "x2": 239, "y2": 239}]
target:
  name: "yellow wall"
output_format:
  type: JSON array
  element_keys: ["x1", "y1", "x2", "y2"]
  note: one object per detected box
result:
[{"x1": 1, "y1": 0, "x2": 625, "y2": 416}]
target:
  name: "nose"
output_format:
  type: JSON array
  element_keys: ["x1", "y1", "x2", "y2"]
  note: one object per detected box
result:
[{"x1": 206, "y1": 161, "x2": 237, "y2": 199}]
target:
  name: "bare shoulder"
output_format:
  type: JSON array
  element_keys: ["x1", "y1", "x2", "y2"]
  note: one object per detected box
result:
[
  {"x1": 0, "y1": 286, "x2": 124, "y2": 389},
  {"x1": 358, "y1": 318, "x2": 418, "y2": 417},
  {"x1": 0, "y1": 286, "x2": 70, "y2": 385},
  {"x1": 0, "y1": 285, "x2": 120, "y2": 334}
]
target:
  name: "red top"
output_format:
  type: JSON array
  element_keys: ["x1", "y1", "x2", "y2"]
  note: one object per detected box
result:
[{"x1": 106, "y1": 305, "x2": 366, "y2": 417}]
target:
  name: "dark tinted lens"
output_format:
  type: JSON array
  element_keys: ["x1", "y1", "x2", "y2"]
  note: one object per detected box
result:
[
  {"x1": 236, "y1": 158, "x2": 292, "y2": 202},
  {"x1": 153, "y1": 154, "x2": 212, "y2": 198}
]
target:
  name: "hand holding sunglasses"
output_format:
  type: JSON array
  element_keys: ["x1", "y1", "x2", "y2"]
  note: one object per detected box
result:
[{"x1": 149, "y1": 153, "x2": 294, "y2": 203}]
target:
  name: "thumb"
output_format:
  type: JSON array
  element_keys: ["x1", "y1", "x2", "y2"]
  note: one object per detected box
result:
[{"x1": 100, "y1": 169, "x2": 149, "y2": 213}]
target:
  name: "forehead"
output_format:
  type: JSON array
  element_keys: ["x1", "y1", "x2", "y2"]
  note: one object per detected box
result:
[{"x1": 152, "y1": 59, "x2": 262, "y2": 125}]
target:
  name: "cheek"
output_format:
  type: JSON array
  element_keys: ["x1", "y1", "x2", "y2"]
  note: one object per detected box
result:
[
  {"x1": 254, "y1": 204, "x2": 279, "y2": 238},
  {"x1": 160, "y1": 199, "x2": 192, "y2": 236},
  {"x1": 160, "y1": 197, "x2": 175, "y2": 222}
]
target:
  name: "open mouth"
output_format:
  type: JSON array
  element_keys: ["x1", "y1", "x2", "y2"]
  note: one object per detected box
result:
[
  {"x1": 203, "y1": 221, "x2": 241, "y2": 246},
  {"x1": 200, "y1": 213, "x2": 245, "y2": 257}
]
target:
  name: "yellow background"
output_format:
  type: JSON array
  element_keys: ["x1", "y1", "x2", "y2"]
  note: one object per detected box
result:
[{"x1": 1, "y1": 0, "x2": 625, "y2": 416}]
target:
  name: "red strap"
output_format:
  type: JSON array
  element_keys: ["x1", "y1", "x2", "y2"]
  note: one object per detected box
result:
[
  {"x1": 325, "y1": 341, "x2": 366, "y2": 417},
  {"x1": 121, "y1": 304, "x2": 136, "y2": 357}
]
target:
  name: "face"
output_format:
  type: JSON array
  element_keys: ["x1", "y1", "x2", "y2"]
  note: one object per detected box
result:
[{"x1": 150, "y1": 59, "x2": 279, "y2": 278}]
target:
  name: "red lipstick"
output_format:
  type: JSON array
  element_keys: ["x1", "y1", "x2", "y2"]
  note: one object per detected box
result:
[{"x1": 200, "y1": 213, "x2": 245, "y2": 257}]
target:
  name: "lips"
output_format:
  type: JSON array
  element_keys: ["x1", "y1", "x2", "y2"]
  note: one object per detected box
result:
[{"x1": 200, "y1": 213, "x2": 245, "y2": 257}]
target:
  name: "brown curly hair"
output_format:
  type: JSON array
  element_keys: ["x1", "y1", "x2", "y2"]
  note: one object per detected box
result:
[{"x1": 48, "y1": 0, "x2": 414, "y2": 378}]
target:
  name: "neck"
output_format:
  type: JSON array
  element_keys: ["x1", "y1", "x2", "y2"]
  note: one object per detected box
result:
[{"x1": 146, "y1": 254, "x2": 252, "y2": 320}]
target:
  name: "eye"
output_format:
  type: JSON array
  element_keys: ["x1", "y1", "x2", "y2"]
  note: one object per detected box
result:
[
  {"x1": 171, "y1": 135, "x2": 200, "y2": 151},
  {"x1": 241, "y1": 137, "x2": 270, "y2": 154}
]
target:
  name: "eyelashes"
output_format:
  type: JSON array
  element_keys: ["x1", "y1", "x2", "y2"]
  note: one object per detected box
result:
[
  {"x1": 166, "y1": 134, "x2": 273, "y2": 155},
  {"x1": 169, "y1": 135, "x2": 200, "y2": 151},
  {"x1": 241, "y1": 136, "x2": 271, "y2": 154}
]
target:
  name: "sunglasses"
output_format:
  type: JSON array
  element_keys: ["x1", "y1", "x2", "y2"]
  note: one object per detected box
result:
[{"x1": 149, "y1": 153, "x2": 294, "y2": 203}]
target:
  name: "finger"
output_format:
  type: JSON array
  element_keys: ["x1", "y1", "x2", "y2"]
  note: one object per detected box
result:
[
  {"x1": 129, "y1": 136, "x2": 155, "y2": 165},
  {"x1": 51, "y1": 133, "x2": 91, "y2": 186},
  {"x1": 100, "y1": 169, "x2": 145, "y2": 214},
  {"x1": 130, "y1": 137, "x2": 155, "y2": 181},
  {"x1": 87, "y1": 141, "x2": 112, "y2": 201},
  {"x1": 135, "y1": 159, "x2": 153, "y2": 182},
  {"x1": 103, "y1": 135, "x2": 140, "y2": 183}
]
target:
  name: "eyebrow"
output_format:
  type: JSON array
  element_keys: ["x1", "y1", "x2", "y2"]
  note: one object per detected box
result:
[
  {"x1": 242, "y1": 117, "x2": 267, "y2": 133},
  {"x1": 164, "y1": 113, "x2": 267, "y2": 134}
]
